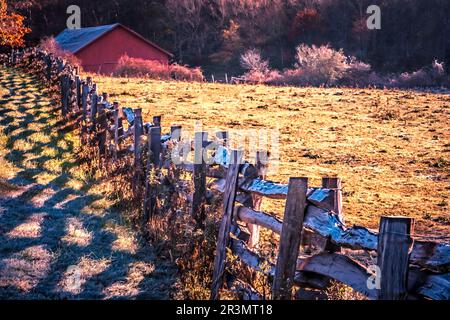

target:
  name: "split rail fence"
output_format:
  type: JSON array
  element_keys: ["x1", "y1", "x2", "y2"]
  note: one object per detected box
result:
[{"x1": 5, "y1": 48, "x2": 449, "y2": 300}]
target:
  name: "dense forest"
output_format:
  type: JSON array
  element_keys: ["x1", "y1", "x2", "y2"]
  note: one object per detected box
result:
[{"x1": 8, "y1": 0, "x2": 450, "y2": 75}]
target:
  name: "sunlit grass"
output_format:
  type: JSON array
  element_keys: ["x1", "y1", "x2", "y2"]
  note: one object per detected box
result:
[{"x1": 0, "y1": 67, "x2": 174, "y2": 299}]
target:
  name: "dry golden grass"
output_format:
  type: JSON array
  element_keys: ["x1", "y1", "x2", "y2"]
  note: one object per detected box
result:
[
  {"x1": 0, "y1": 68, "x2": 175, "y2": 299},
  {"x1": 93, "y1": 75, "x2": 450, "y2": 236}
]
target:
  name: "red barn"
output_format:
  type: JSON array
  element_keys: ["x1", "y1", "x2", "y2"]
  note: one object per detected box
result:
[{"x1": 55, "y1": 23, "x2": 172, "y2": 74}]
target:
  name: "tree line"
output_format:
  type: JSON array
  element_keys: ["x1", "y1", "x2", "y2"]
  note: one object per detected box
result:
[{"x1": 5, "y1": 0, "x2": 450, "y2": 75}]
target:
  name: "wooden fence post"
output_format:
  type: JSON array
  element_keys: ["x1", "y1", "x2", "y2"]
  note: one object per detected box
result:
[
  {"x1": 81, "y1": 81, "x2": 89, "y2": 121},
  {"x1": 113, "y1": 102, "x2": 120, "y2": 161},
  {"x1": 45, "y1": 55, "x2": 52, "y2": 82},
  {"x1": 143, "y1": 126, "x2": 162, "y2": 221},
  {"x1": 216, "y1": 131, "x2": 229, "y2": 147},
  {"x1": 211, "y1": 149, "x2": 243, "y2": 300},
  {"x1": 90, "y1": 91, "x2": 98, "y2": 129},
  {"x1": 322, "y1": 177, "x2": 343, "y2": 252},
  {"x1": 272, "y1": 177, "x2": 308, "y2": 300},
  {"x1": 170, "y1": 125, "x2": 182, "y2": 141},
  {"x1": 69, "y1": 75, "x2": 78, "y2": 113},
  {"x1": 76, "y1": 75, "x2": 81, "y2": 108},
  {"x1": 60, "y1": 75, "x2": 69, "y2": 117},
  {"x1": 153, "y1": 115, "x2": 161, "y2": 127},
  {"x1": 247, "y1": 150, "x2": 268, "y2": 248},
  {"x1": 97, "y1": 103, "x2": 108, "y2": 161},
  {"x1": 133, "y1": 108, "x2": 143, "y2": 197},
  {"x1": 322, "y1": 177, "x2": 343, "y2": 222},
  {"x1": 150, "y1": 126, "x2": 162, "y2": 167},
  {"x1": 377, "y1": 216, "x2": 414, "y2": 300},
  {"x1": 102, "y1": 92, "x2": 109, "y2": 104},
  {"x1": 192, "y1": 131, "x2": 208, "y2": 228}
]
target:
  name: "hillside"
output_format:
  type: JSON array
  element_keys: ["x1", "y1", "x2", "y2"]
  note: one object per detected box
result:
[
  {"x1": 94, "y1": 75, "x2": 450, "y2": 236},
  {"x1": 0, "y1": 68, "x2": 175, "y2": 299}
]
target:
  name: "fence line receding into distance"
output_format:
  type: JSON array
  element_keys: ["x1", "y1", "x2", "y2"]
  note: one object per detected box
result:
[{"x1": 5, "y1": 48, "x2": 450, "y2": 301}]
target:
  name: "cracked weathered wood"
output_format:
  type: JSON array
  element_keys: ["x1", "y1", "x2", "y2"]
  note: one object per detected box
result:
[
  {"x1": 377, "y1": 216, "x2": 414, "y2": 300},
  {"x1": 235, "y1": 204, "x2": 449, "y2": 270},
  {"x1": 230, "y1": 237, "x2": 448, "y2": 300},
  {"x1": 236, "y1": 206, "x2": 283, "y2": 235},
  {"x1": 273, "y1": 177, "x2": 308, "y2": 300},
  {"x1": 192, "y1": 131, "x2": 208, "y2": 228},
  {"x1": 211, "y1": 149, "x2": 243, "y2": 300},
  {"x1": 132, "y1": 108, "x2": 143, "y2": 196}
]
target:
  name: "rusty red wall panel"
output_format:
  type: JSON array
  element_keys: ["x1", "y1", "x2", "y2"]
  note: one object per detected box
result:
[{"x1": 76, "y1": 27, "x2": 170, "y2": 74}]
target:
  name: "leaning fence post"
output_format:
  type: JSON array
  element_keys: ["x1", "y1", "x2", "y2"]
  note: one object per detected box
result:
[
  {"x1": 211, "y1": 149, "x2": 243, "y2": 300},
  {"x1": 132, "y1": 108, "x2": 143, "y2": 197},
  {"x1": 377, "y1": 216, "x2": 414, "y2": 300},
  {"x1": 192, "y1": 131, "x2": 208, "y2": 228},
  {"x1": 272, "y1": 177, "x2": 308, "y2": 300}
]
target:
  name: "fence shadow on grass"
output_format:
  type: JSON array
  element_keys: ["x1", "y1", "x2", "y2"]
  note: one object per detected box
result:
[{"x1": 0, "y1": 69, "x2": 175, "y2": 300}]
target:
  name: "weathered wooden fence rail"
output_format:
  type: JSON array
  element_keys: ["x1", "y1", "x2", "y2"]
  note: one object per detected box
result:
[{"x1": 6, "y1": 48, "x2": 449, "y2": 301}]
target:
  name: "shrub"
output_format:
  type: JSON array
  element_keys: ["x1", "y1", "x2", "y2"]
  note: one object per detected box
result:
[
  {"x1": 240, "y1": 49, "x2": 269, "y2": 74},
  {"x1": 336, "y1": 58, "x2": 372, "y2": 87},
  {"x1": 170, "y1": 63, "x2": 204, "y2": 81},
  {"x1": 240, "y1": 49, "x2": 272, "y2": 83},
  {"x1": 245, "y1": 44, "x2": 373, "y2": 87},
  {"x1": 390, "y1": 60, "x2": 447, "y2": 88},
  {"x1": 38, "y1": 36, "x2": 80, "y2": 67},
  {"x1": 294, "y1": 44, "x2": 349, "y2": 86},
  {"x1": 114, "y1": 55, "x2": 204, "y2": 81},
  {"x1": 267, "y1": 68, "x2": 304, "y2": 86},
  {"x1": 114, "y1": 55, "x2": 169, "y2": 78},
  {"x1": 237, "y1": 45, "x2": 448, "y2": 89}
]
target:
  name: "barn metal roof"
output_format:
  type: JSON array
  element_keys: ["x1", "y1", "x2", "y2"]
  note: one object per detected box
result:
[{"x1": 55, "y1": 23, "x2": 173, "y2": 56}]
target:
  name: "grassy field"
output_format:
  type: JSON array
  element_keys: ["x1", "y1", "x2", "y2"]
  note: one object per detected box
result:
[
  {"x1": 0, "y1": 68, "x2": 175, "y2": 299},
  {"x1": 93, "y1": 75, "x2": 449, "y2": 237}
]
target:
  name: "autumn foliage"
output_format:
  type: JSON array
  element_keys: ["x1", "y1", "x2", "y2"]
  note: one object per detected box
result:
[
  {"x1": 38, "y1": 36, "x2": 80, "y2": 66},
  {"x1": 114, "y1": 55, "x2": 204, "y2": 81},
  {"x1": 0, "y1": 0, "x2": 30, "y2": 47}
]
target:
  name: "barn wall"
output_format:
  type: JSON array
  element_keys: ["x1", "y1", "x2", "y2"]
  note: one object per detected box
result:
[{"x1": 76, "y1": 27, "x2": 170, "y2": 74}]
